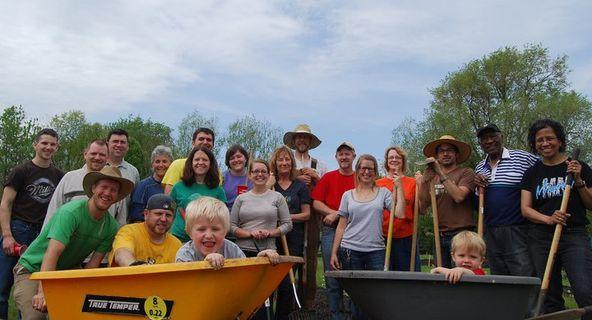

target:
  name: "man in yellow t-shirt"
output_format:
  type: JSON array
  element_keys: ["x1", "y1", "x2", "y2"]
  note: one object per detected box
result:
[
  {"x1": 162, "y1": 128, "x2": 215, "y2": 194},
  {"x1": 110, "y1": 194, "x2": 181, "y2": 266}
]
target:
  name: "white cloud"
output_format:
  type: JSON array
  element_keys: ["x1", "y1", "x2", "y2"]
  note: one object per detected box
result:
[{"x1": 0, "y1": 0, "x2": 590, "y2": 134}]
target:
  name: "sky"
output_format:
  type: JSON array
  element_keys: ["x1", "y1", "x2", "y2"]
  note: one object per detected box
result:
[{"x1": 1, "y1": 1, "x2": 591, "y2": 169}]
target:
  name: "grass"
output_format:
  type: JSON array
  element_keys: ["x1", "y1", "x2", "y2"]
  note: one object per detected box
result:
[{"x1": 7, "y1": 256, "x2": 578, "y2": 319}]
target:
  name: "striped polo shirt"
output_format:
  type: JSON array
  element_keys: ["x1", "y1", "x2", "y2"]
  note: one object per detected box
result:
[{"x1": 475, "y1": 148, "x2": 538, "y2": 226}]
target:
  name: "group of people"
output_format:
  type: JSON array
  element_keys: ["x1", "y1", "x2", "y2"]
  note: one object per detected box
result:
[{"x1": 0, "y1": 118, "x2": 590, "y2": 320}]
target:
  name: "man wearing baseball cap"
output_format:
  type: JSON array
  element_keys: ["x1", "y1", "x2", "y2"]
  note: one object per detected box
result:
[
  {"x1": 311, "y1": 141, "x2": 356, "y2": 319},
  {"x1": 417, "y1": 135, "x2": 476, "y2": 268},
  {"x1": 13, "y1": 166, "x2": 133, "y2": 319},
  {"x1": 110, "y1": 194, "x2": 182, "y2": 267},
  {"x1": 474, "y1": 124, "x2": 537, "y2": 276}
]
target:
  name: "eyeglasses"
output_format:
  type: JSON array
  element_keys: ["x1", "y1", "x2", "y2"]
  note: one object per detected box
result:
[
  {"x1": 437, "y1": 148, "x2": 457, "y2": 154},
  {"x1": 535, "y1": 136, "x2": 558, "y2": 144},
  {"x1": 250, "y1": 170, "x2": 269, "y2": 175},
  {"x1": 359, "y1": 167, "x2": 375, "y2": 173}
]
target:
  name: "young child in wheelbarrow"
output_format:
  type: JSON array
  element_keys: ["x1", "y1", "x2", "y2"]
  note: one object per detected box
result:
[
  {"x1": 175, "y1": 196, "x2": 280, "y2": 268},
  {"x1": 431, "y1": 231, "x2": 486, "y2": 283}
]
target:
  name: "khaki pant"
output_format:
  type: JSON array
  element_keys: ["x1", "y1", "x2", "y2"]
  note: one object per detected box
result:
[{"x1": 13, "y1": 264, "x2": 47, "y2": 320}]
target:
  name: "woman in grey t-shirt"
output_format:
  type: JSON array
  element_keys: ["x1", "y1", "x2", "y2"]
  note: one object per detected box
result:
[
  {"x1": 230, "y1": 159, "x2": 292, "y2": 256},
  {"x1": 329, "y1": 154, "x2": 405, "y2": 319}
]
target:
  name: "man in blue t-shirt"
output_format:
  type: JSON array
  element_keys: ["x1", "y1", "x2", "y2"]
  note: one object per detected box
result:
[{"x1": 474, "y1": 124, "x2": 537, "y2": 276}]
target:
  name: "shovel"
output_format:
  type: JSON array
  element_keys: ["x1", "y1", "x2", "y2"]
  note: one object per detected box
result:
[
  {"x1": 280, "y1": 235, "x2": 302, "y2": 309},
  {"x1": 478, "y1": 187, "x2": 485, "y2": 237},
  {"x1": 534, "y1": 148, "x2": 580, "y2": 316},
  {"x1": 384, "y1": 192, "x2": 397, "y2": 271},
  {"x1": 430, "y1": 182, "x2": 442, "y2": 267},
  {"x1": 410, "y1": 181, "x2": 420, "y2": 271}
]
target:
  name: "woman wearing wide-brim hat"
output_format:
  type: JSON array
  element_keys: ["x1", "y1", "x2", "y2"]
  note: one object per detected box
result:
[{"x1": 416, "y1": 135, "x2": 477, "y2": 268}]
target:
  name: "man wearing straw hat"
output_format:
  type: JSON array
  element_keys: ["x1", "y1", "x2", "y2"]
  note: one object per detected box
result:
[
  {"x1": 13, "y1": 166, "x2": 133, "y2": 319},
  {"x1": 418, "y1": 135, "x2": 476, "y2": 268},
  {"x1": 474, "y1": 124, "x2": 537, "y2": 277},
  {"x1": 283, "y1": 124, "x2": 326, "y2": 309}
]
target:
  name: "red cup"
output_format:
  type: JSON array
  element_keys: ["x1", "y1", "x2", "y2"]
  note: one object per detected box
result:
[
  {"x1": 12, "y1": 243, "x2": 27, "y2": 257},
  {"x1": 237, "y1": 185, "x2": 248, "y2": 195}
]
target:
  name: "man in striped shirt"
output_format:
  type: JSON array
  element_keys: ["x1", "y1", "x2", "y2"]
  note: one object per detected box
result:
[{"x1": 474, "y1": 124, "x2": 538, "y2": 276}]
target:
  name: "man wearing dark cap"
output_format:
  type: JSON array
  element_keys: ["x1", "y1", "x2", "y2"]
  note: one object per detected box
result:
[
  {"x1": 13, "y1": 166, "x2": 134, "y2": 319},
  {"x1": 110, "y1": 194, "x2": 182, "y2": 267},
  {"x1": 474, "y1": 124, "x2": 537, "y2": 276},
  {"x1": 312, "y1": 141, "x2": 356, "y2": 320}
]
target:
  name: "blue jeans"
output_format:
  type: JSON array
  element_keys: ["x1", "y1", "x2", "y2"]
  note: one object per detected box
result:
[
  {"x1": 339, "y1": 248, "x2": 385, "y2": 320},
  {"x1": 484, "y1": 224, "x2": 533, "y2": 276},
  {"x1": 528, "y1": 225, "x2": 592, "y2": 319},
  {"x1": 321, "y1": 226, "x2": 345, "y2": 320},
  {"x1": 386, "y1": 235, "x2": 421, "y2": 271},
  {"x1": 0, "y1": 219, "x2": 42, "y2": 318}
]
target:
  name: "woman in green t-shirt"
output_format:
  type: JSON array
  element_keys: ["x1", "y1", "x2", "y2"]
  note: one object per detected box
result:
[{"x1": 170, "y1": 146, "x2": 227, "y2": 242}]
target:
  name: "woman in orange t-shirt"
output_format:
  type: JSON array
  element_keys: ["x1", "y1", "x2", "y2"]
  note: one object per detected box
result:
[{"x1": 376, "y1": 146, "x2": 420, "y2": 271}]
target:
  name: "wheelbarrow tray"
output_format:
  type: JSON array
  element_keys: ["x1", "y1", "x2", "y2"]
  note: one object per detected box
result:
[
  {"x1": 30, "y1": 256, "x2": 302, "y2": 319},
  {"x1": 326, "y1": 270, "x2": 541, "y2": 320}
]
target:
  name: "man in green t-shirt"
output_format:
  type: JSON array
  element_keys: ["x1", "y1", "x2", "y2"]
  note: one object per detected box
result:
[{"x1": 13, "y1": 166, "x2": 133, "y2": 320}]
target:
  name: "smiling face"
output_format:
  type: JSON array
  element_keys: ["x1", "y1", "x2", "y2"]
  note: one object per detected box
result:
[
  {"x1": 192, "y1": 150, "x2": 211, "y2": 178},
  {"x1": 294, "y1": 133, "x2": 311, "y2": 153},
  {"x1": 452, "y1": 246, "x2": 485, "y2": 271},
  {"x1": 478, "y1": 131, "x2": 503, "y2": 158},
  {"x1": 249, "y1": 162, "x2": 269, "y2": 187},
  {"x1": 535, "y1": 127, "x2": 562, "y2": 159},
  {"x1": 228, "y1": 150, "x2": 247, "y2": 173},
  {"x1": 275, "y1": 151, "x2": 293, "y2": 176},
  {"x1": 152, "y1": 155, "x2": 171, "y2": 180},
  {"x1": 190, "y1": 217, "x2": 226, "y2": 257},
  {"x1": 33, "y1": 134, "x2": 59, "y2": 161},
  {"x1": 91, "y1": 179, "x2": 120, "y2": 211},
  {"x1": 108, "y1": 134, "x2": 129, "y2": 160},
  {"x1": 336, "y1": 148, "x2": 355, "y2": 171},
  {"x1": 84, "y1": 142, "x2": 109, "y2": 172},
  {"x1": 144, "y1": 208, "x2": 174, "y2": 237},
  {"x1": 386, "y1": 149, "x2": 403, "y2": 174},
  {"x1": 435, "y1": 143, "x2": 459, "y2": 167},
  {"x1": 193, "y1": 132, "x2": 214, "y2": 150},
  {"x1": 357, "y1": 159, "x2": 377, "y2": 184}
]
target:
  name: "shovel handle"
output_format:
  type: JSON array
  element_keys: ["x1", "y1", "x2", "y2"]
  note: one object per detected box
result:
[
  {"x1": 430, "y1": 183, "x2": 442, "y2": 268},
  {"x1": 478, "y1": 187, "x2": 484, "y2": 237},
  {"x1": 384, "y1": 194, "x2": 396, "y2": 271},
  {"x1": 280, "y1": 235, "x2": 297, "y2": 284},
  {"x1": 410, "y1": 182, "x2": 420, "y2": 271}
]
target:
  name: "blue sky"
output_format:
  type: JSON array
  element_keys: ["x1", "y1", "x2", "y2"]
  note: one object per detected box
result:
[{"x1": 1, "y1": 1, "x2": 591, "y2": 169}]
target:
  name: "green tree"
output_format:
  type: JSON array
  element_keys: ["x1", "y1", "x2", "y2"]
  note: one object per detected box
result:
[
  {"x1": 219, "y1": 114, "x2": 283, "y2": 161},
  {"x1": 174, "y1": 110, "x2": 219, "y2": 158},
  {"x1": 50, "y1": 111, "x2": 107, "y2": 172},
  {"x1": 108, "y1": 115, "x2": 173, "y2": 178},
  {"x1": 0, "y1": 106, "x2": 41, "y2": 187},
  {"x1": 393, "y1": 44, "x2": 592, "y2": 167}
]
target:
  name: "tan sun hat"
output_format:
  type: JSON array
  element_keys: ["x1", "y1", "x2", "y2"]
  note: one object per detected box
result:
[
  {"x1": 423, "y1": 135, "x2": 471, "y2": 164},
  {"x1": 283, "y1": 124, "x2": 322, "y2": 150},
  {"x1": 82, "y1": 166, "x2": 135, "y2": 202}
]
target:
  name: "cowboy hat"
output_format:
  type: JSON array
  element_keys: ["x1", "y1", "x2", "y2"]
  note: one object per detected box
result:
[
  {"x1": 283, "y1": 124, "x2": 321, "y2": 150},
  {"x1": 82, "y1": 166, "x2": 135, "y2": 202},
  {"x1": 423, "y1": 135, "x2": 471, "y2": 164}
]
